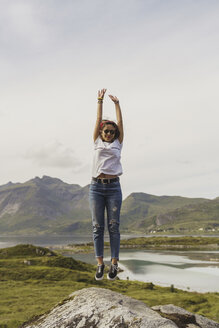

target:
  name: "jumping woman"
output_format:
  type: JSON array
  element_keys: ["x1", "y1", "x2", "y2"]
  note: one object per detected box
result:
[{"x1": 89, "y1": 88, "x2": 124, "y2": 281}]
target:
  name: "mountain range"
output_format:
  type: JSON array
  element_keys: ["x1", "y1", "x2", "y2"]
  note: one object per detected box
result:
[{"x1": 0, "y1": 176, "x2": 218, "y2": 235}]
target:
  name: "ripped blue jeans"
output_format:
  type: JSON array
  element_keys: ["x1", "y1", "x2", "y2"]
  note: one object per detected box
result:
[{"x1": 89, "y1": 179, "x2": 122, "y2": 260}]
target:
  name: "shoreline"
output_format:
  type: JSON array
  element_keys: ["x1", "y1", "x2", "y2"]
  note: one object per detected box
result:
[{"x1": 51, "y1": 236, "x2": 219, "y2": 254}]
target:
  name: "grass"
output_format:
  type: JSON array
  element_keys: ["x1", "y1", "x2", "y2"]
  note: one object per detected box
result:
[
  {"x1": 0, "y1": 280, "x2": 86, "y2": 328},
  {"x1": 61, "y1": 236, "x2": 219, "y2": 254},
  {"x1": 119, "y1": 236, "x2": 219, "y2": 247},
  {"x1": 0, "y1": 244, "x2": 219, "y2": 327}
]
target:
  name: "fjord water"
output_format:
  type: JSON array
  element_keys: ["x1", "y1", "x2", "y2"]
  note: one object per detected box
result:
[
  {"x1": 71, "y1": 249, "x2": 219, "y2": 293},
  {"x1": 0, "y1": 234, "x2": 142, "y2": 248},
  {"x1": 0, "y1": 234, "x2": 94, "y2": 249},
  {"x1": 117, "y1": 249, "x2": 219, "y2": 293}
]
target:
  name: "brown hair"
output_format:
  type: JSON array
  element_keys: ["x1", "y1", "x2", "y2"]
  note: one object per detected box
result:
[{"x1": 99, "y1": 120, "x2": 120, "y2": 140}]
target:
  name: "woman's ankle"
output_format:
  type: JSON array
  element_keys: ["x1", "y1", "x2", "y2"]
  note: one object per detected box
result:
[
  {"x1": 111, "y1": 258, "x2": 118, "y2": 265},
  {"x1": 97, "y1": 257, "x2": 104, "y2": 265}
]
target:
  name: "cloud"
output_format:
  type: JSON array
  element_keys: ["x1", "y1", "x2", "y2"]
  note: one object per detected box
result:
[
  {"x1": 0, "y1": 0, "x2": 219, "y2": 199},
  {"x1": 176, "y1": 160, "x2": 192, "y2": 165},
  {"x1": 24, "y1": 140, "x2": 82, "y2": 169},
  {"x1": 0, "y1": 2, "x2": 47, "y2": 54}
]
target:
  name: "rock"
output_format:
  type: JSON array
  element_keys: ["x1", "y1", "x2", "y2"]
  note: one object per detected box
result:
[
  {"x1": 20, "y1": 288, "x2": 219, "y2": 328},
  {"x1": 152, "y1": 304, "x2": 219, "y2": 328},
  {"x1": 195, "y1": 315, "x2": 219, "y2": 328},
  {"x1": 23, "y1": 260, "x2": 31, "y2": 265},
  {"x1": 21, "y1": 287, "x2": 177, "y2": 328}
]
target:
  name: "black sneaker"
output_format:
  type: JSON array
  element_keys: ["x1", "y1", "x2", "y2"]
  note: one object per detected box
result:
[
  {"x1": 107, "y1": 263, "x2": 119, "y2": 280},
  {"x1": 95, "y1": 264, "x2": 105, "y2": 280}
]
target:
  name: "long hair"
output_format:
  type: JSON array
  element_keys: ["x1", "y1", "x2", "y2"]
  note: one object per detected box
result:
[{"x1": 99, "y1": 120, "x2": 120, "y2": 140}]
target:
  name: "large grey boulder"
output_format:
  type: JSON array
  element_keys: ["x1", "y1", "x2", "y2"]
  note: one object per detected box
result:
[{"x1": 21, "y1": 287, "x2": 218, "y2": 328}]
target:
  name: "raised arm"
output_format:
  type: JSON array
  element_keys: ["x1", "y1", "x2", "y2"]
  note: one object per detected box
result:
[
  {"x1": 93, "y1": 89, "x2": 107, "y2": 142},
  {"x1": 108, "y1": 94, "x2": 124, "y2": 144}
]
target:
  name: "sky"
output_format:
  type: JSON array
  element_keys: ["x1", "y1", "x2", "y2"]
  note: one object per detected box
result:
[{"x1": 0, "y1": 0, "x2": 219, "y2": 200}]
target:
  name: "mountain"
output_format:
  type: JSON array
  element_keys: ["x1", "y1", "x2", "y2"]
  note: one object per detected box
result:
[
  {"x1": 0, "y1": 176, "x2": 90, "y2": 235},
  {"x1": 139, "y1": 197, "x2": 219, "y2": 233},
  {"x1": 119, "y1": 192, "x2": 219, "y2": 233},
  {"x1": 0, "y1": 176, "x2": 218, "y2": 235}
]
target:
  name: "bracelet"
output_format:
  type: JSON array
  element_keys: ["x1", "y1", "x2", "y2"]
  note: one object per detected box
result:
[{"x1": 98, "y1": 100, "x2": 103, "y2": 104}]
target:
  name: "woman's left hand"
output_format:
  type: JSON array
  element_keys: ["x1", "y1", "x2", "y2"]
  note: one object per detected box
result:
[{"x1": 108, "y1": 94, "x2": 119, "y2": 104}]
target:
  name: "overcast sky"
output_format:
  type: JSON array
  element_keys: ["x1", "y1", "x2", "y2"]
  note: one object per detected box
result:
[{"x1": 0, "y1": 0, "x2": 219, "y2": 199}]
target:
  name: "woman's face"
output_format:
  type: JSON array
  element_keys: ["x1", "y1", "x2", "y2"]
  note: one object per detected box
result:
[{"x1": 100, "y1": 124, "x2": 116, "y2": 142}]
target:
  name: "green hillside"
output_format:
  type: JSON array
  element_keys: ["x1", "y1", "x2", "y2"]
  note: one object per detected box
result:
[
  {"x1": 120, "y1": 192, "x2": 217, "y2": 234},
  {"x1": 133, "y1": 197, "x2": 219, "y2": 234},
  {"x1": 0, "y1": 244, "x2": 218, "y2": 327}
]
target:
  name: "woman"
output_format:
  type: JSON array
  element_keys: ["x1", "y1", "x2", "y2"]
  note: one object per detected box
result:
[{"x1": 89, "y1": 88, "x2": 124, "y2": 281}]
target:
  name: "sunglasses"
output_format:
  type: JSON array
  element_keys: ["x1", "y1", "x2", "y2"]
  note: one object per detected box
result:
[{"x1": 103, "y1": 129, "x2": 115, "y2": 135}]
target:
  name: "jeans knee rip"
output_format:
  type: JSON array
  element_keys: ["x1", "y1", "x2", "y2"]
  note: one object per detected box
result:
[
  {"x1": 109, "y1": 219, "x2": 119, "y2": 233},
  {"x1": 93, "y1": 223, "x2": 103, "y2": 233}
]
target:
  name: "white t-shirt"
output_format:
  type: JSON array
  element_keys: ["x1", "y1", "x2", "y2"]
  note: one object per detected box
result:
[{"x1": 92, "y1": 136, "x2": 123, "y2": 178}]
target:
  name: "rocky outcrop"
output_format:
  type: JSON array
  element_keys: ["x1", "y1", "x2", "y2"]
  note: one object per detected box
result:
[
  {"x1": 21, "y1": 287, "x2": 219, "y2": 328},
  {"x1": 152, "y1": 304, "x2": 219, "y2": 328}
]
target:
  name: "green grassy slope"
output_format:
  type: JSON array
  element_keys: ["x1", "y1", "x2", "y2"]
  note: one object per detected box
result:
[{"x1": 0, "y1": 244, "x2": 218, "y2": 328}]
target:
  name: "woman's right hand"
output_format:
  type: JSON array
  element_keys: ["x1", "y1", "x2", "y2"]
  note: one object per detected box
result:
[{"x1": 98, "y1": 89, "x2": 107, "y2": 99}]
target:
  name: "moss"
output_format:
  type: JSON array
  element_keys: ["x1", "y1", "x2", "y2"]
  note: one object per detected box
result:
[{"x1": 109, "y1": 305, "x2": 117, "y2": 310}]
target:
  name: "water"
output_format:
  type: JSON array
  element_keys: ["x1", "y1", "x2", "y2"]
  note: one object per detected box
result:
[
  {"x1": 0, "y1": 234, "x2": 146, "y2": 249},
  {"x1": 71, "y1": 249, "x2": 219, "y2": 293},
  {"x1": 0, "y1": 235, "x2": 93, "y2": 249},
  {"x1": 118, "y1": 250, "x2": 219, "y2": 293},
  {"x1": 1, "y1": 234, "x2": 218, "y2": 249},
  {"x1": 1, "y1": 235, "x2": 219, "y2": 293}
]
